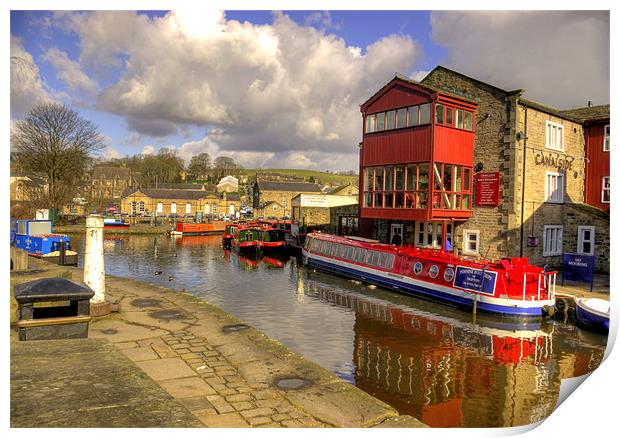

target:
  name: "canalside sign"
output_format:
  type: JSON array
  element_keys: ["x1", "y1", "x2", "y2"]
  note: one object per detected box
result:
[
  {"x1": 475, "y1": 172, "x2": 501, "y2": 207},
  {"x1": 454, "y1": 266, "x2": 497, "y2": 295},
  {"x1": 561, "y1": 253, "x2": 595, "y2": 292}
]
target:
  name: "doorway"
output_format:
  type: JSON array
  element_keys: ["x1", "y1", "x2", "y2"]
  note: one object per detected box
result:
[{"x1": 390, "y1": 223, "x2": 403, "y2": 245}]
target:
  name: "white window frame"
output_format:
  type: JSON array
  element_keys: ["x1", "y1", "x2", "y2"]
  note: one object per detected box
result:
[
  {"x1": 131, "y1": 201, "x2": 137, "y2": 214},
  {"x1": 545, "y1": 172, "x2": 565, "y2": 204},
  {"x1": 139, "y1": 201, "x2": 145, "y2": 213},
  {"x1": 543, "y1": 225, "x2": 563, "y2": 256},
  {"x1": 170, "y1": 203, "x2": 177, "y2": 214},
  {"x1": 604, "y1": 124, "x2": 610, "y2": 152},
  {"x1": 463, "y1": 229, "x2": 480, "y2": 255},
  {"x1": 157, "y1": 202, "x2": 163, "y2": 214},
  {"x1": 577, "y1": 225, "x2": 595, "y2": 256},
  {"x1": 546, "y1": 121, "x2": 565, "y2": 152},
  {"x1": 602, "y1": 176, "x2": 610, "y2": 203}
]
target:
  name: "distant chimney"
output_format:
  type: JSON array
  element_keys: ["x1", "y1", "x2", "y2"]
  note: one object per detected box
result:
[{"x1": 588, "y1": 100, "x2": 592, "y2": 107}]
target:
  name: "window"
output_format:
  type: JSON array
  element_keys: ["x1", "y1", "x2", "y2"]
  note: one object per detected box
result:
[
  {"x1": 602, "y1": 176, "x2": 610, "y2": 203},
  {"x1": 546, "y1": 121, "x2": 564, "y2": 151},
  {"x1": 396, "y1": 108, "x2": 407, "y2": 129},
  {"x1": 419, "y1": 103, "x2": 431, "y2": 124},
  {"x1": 545, "y1": 172, "x2": 564, "y2": 203},
  {"x1": 408, "y1": 106, "x2": 419, "y2": 126},
  {"x1": 446, "y1": 107, "x2": 453, "y2": 125},
  {"x1": 436, "y1": 104, "x2": 444, "y2": 124},
  {"x1": 543, "y1": 225, "x2": 563, "y2": 256},
  {"x1": 604, "y1": 125, "x2": 610, "y2": 151},
  {"x1": 186, "y1": 203, "x2": 192, "y2": 214},
  {"x1": 577, "y1": 226, "x2": 595, "y2": 256},
  {"x1": 464, "y1": 111, "x2": 473, "y2": 130},
  {"x1": 463, "y1": 230, "x2": 480, "y2": 255},
  {"x1": 157, "y1": 202, "x2": 163, "y2": 214},
  {"x1": 139, "y1": 201, "x2": 145, "y2": 213},
  {"x1": 376, "y1": 112, "x2": 385, "y2": 131},
  {"x1": 365, "y1": 114, "x2": 376, "y2": 133},
  {"x1": 386, "y1": 110, "x2": 396, "y2": 130},
  {"x1": 131, "y1": 201, "x2": 137, "y2": 214}
]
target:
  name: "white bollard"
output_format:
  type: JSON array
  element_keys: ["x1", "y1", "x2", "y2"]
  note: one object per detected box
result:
[{"x1": 84, "y1": 215, "x2": 106, "y2": 304}]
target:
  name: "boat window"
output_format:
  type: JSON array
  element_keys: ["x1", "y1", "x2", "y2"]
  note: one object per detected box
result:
[
  {"x1": 305, "y1": 237, "x2": 313, "y2": 250},
  {"x1": 344, "y1": 246, "x2": 354, "y2": 260}
]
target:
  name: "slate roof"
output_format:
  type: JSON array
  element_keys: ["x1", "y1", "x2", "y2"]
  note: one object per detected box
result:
[
  {"x1": 92, "y1": 166, "x2": 131, "y2": 179},
  {"x1": 326, "y1": 183, "x2": 358, "y2": 195},
  {"x1": 157, "y1": 183, "x2": 204, "y2": 190},
  {"x1": 257, "y1": 181, "x2": 322, "y2": 193},
  {"x1": 126, "y1": 189, "x2": 208, "y2": 200},
  {"x1": 560, "y1": 105, "x2": 610, "y2": 123}
]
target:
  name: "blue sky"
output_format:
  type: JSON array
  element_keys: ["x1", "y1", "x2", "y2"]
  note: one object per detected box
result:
[{"x1": 9, "y1": 10, "x2": 609, "y2": 171}]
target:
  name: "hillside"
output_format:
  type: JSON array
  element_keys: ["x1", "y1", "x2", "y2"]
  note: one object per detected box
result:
[{"x1": 241, "y1": 169, "x2": 358, "y2": 186}]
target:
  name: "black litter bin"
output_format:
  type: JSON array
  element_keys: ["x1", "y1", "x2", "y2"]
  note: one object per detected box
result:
[{"x1": 14, "y1": 278, "x2": 95, "y2": 341}]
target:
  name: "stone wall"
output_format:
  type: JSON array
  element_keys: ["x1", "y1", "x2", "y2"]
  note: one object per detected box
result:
[
  {"x1": 422, "y1": 69, "x2": 515, "y2": 260},
  {"x1": 121, "y1": 192, "x2": 240, "y2": 216},
  {"x1": 329, "y1": 204, "x2": 358, "y2": 234},
  {"x1": 298, "y1": 206, "x2": 331, "y2": 227}
]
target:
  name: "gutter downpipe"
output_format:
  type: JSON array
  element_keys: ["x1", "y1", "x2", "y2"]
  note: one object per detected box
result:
[{"x1": 519, "y1": 103, "x2": 528, "y2": 257}]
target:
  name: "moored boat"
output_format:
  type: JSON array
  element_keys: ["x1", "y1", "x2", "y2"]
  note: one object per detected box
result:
[
  {"x1": 13, "y1": 220, "x2": 77, "y2": 266},
  {"x1": 172, "y1": 221, "x2": 226, "y2": 236},
  {"x1": 575, "y1": 297, "x2": 609, "y2": 334},
  {"x1": 258, "y1": 228, "x2": 287, "y2": 253},
  {"x1": 232, "y1": 227, "x2": 260, "y2": 253},
  {"x1": 103, "y1": 217, "x2": 129, "y2": 229},
  {"x1": 223, "y1": 223, "x2": 240, "y2": 248},
  {"x1": 302, "y1": 233, "x2": 556, "y2": 318}
]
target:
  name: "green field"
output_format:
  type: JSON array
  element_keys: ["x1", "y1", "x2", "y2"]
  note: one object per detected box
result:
[{"x1": 241, "y1": 168, "x2": 358, "y2": 186}]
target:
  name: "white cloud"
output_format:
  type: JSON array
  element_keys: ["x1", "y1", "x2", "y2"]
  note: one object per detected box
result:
[
  {"x1": 10, "y1": 36, "x2": 53, "y2": 115},
  {"x1": 55, "y1": 10, "x2": 419, "y2": 162},
  {"x1": 101, "y1": 146, "x2": 121, "y2": 160},
  {"x1": 42, "y1": 47, "x2": 98, "y2": 96},
  {"x1": 430, "y1": 11, "x2": 609, "y2": 108},
  {"x1": 410, "y1": 70, "x2": 429, "y2": 82},
  {"x1": 141, "y1": 145, "x2": 155, "y2": 155}
]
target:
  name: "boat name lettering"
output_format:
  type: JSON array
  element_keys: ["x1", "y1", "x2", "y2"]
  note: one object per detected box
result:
[{"x1": 454, "y1": 266, "x2": 497, "y2": 295}]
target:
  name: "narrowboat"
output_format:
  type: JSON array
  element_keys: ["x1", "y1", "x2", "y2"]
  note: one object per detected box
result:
[
  {"x1": 258, "y1": 228, "x2": 287, "y2": 253},
  {"x1": 575, "y1": 298, "x2": 610, "y2": 334},
  {"x1": 171, "y1": 221, "x2": 226, "y2": 236},
  {"x1": 302, "y1": 233, "x2": 557, "y2": 318},
  {"x1": 223, "y1": 223, "x2": 240, "y2": 248},
  {"x1": 13, "y1": 220, "x2": 77, "y2": 266},
  {"x1": 103, "y1": 217, "x2": 129, "y2": 229},
  {"x1": 231, "y1": 227, "x2": 260, "y2": 253}
]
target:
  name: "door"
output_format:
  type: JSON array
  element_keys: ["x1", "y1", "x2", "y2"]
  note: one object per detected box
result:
[
  {"x1": 390, "y1": 223, "x2": 403, "y2": 245},
  {"x1": 577, "y1": 226, "x2": 595, "y2": 255}
]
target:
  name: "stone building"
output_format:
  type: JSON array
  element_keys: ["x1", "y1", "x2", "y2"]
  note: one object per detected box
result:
[
  {"x1": 291, "y1": 194, "x2": 358, "y2": 228},
  {"x1": 357, "y1": 67, "x2": 609, "y2": 273},
  {"x1": 10, "y1": 174, "x2": 48, "y2": 202},
  {"x1": 91, "y1": 166, "x2": 140, "y2": 200},
  {"x1": 217, "y1": 175, "x2": 239, "y2": 193},
  {"x1": 255, "y1": 201, "x2": 286, "y2": 219},
  {"x1": 121, "y1": 188, "x2": 240, "y2": 218},
  {"x1": 329, "y1": 204, "x2": 359, "y2": 236},
  {"x1": 251, "y1": 180, "x2": 322, "y2": 216},
  {"x1": 326, "y1": 183, "x2": 359, "y2": 198}
]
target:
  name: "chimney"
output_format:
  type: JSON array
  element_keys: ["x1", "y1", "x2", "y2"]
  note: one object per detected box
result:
[{"x1": 588, "y1": 100, "x2": 592, "y2": 107}]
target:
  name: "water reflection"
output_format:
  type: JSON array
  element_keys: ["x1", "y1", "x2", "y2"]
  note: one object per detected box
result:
[{"x1": 70, "y1": 234, "x2": 606, "y2": 427}]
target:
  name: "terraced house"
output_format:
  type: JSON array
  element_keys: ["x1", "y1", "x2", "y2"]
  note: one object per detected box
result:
[{"x1": 358, "y1": 67, "x2": 609, "y2": 273}]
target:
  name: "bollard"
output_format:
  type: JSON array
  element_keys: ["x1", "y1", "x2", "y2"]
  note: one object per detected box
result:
[{"x1": 84, "y1": 215, "x2": 110, "y2": 316}]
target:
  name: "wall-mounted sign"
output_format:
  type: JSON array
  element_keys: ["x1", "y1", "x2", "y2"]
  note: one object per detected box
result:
[
  {"x1": 561, "y1": 253, "x2": 595, "y2": 292},
  {"x1": 534, "y1": 152, "x2": 575, "y2": 171},
  {"x1": 454, "y1": 266, "x2": 497, "y2": 295},
  {"x1": 475, "y1": 172, "x2": 501, "y2": 207}
]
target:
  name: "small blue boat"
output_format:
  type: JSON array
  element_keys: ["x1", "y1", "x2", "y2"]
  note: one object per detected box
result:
[
  {"x1": 575, "y1": 298, "x2": 610, "y2": 334},
  {"x1": 13, "y1": 220, "x2": 77, "y2": 265}
]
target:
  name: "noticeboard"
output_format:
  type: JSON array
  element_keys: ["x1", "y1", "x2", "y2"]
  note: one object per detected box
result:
[
  {"x1": 561, "y1": 253, "x2": 595, "y2": 291},
  {"x1": 453, "y1": 266, "x2": 497, "y2": 295},
  {"x1": 475, "y1": 172, "x2": 501, "y2": 207}
]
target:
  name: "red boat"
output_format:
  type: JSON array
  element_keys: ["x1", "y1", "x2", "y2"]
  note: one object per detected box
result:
[
  {"x1": 231, "y1": 227, "x2": 260, "y2": 253},
  {"x1": 222, "y1": 223, "x2": 240, "y2": 248},
  {"x1": 302, "y1": 233, "x2": 556, "y2": 318},
  {"x1": 171, "y1": 221, "x2": 225, "y2": 236},
  {"x1": 258, "y1": 228, "x2": 287, "y2": 253}
]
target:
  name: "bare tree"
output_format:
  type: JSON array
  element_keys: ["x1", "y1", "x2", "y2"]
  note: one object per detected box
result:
[
  {"x1": 213, "y1": 155, "x2": 239, "y2": 181},
  {"x1": 187, "y1": 152, "x2": 211, "y2": 181},
  {"x1": 11, "y1": 103, "x2": 106, "y2": 209}
]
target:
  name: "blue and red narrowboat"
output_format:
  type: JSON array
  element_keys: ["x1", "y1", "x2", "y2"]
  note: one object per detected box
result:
[
  {"x1": 258, "y1": 228, "x2": 287, "y2": 253},
  {"x1": 103, "y1": 217, "x2": 129, "y2": 229},
  {"x1": 231, "y1": 227, "x2": 260, "y2": 253},
  {"x1": 302, "y1": 233, "x2": 557, "y2": 318},
  {"x1": 13, "y1": 220, "x2": 78, "y2": 266}
]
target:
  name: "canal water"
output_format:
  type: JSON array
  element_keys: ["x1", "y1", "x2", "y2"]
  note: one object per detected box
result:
[{"x1": 71, "y1": 233, "x2": 606, "y2": 427}]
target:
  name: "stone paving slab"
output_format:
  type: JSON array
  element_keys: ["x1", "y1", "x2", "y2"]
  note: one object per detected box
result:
[
  {"x1": 11, "y1": 260, "x2": 427, "y2": 428},
  {"x1": 10, "y1": 334, "x2": 200, "y2": 427}
]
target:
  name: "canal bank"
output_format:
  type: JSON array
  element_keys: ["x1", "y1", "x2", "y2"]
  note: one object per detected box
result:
[
  {"x1": 10, "y1": 258, "x2": 426, "y2": 428},
  {"x1": 54, "y1": 223, "x2": 171, "y2": 235}
]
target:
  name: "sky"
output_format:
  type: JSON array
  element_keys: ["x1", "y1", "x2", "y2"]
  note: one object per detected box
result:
[{"x1": 9, "y1": 9, "x2": 610, "y2": 172}]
